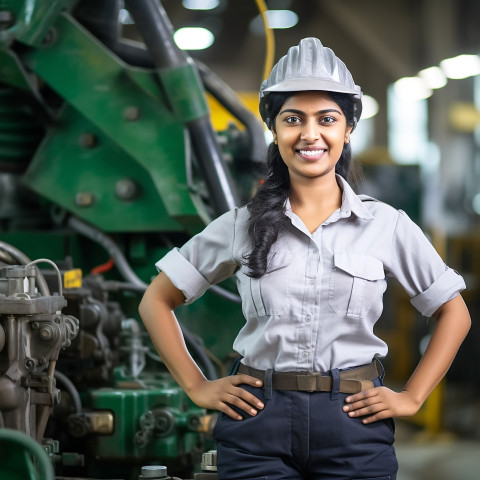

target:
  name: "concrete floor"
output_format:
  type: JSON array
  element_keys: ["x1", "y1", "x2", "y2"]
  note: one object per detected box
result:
[{"x1": 394, "y1": 421, "x2": 480, "y2": 480}]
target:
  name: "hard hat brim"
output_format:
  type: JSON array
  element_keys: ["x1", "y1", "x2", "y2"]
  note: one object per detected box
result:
[{"x1": 262, "y1": 77, "x2": 361, "y2": 98}]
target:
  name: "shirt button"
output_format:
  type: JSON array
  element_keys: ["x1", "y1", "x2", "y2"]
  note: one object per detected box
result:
[
  {"x1": 302, "y1": 352, "x2": 308, "y2": 358},
  {"x1": 309, "y1": 279, "x2": 315, "y2": 285},
  {"x1": 305, "y1": 315, "x2": 311, "y2": 322},
  {"x1": 313, "y1": 249, "x2": 319, "y2": 254}
]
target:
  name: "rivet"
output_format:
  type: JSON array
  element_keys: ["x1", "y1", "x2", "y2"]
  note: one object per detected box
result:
[
  {"x1": 75, "y1": 192, "x2": 94, "y2": 207},
  {"x1": 124, "y1": 106, "x2": 140, "y2": 121}
]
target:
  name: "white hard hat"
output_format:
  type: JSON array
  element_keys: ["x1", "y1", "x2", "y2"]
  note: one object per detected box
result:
[{"x1": 259, "y1": 38, "x2": 363, "y2": 126}]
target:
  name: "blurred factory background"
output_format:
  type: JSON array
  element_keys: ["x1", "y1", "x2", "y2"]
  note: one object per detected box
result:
[{"x1": 0, "y1": 1, "x2": 479, "y2": 479}]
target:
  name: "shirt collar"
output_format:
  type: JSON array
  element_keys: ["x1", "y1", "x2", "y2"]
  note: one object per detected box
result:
[
  {"x1": 284, "y1": 174, "x2": 374, "y2": 231},
  {"x1": 336, "y1": 175, "x2": 374, "y2": 221}
]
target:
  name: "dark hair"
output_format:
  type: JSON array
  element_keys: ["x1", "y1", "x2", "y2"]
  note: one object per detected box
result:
[{"x1": 244, "y1": 90, "x2": 360, "y2": 278}]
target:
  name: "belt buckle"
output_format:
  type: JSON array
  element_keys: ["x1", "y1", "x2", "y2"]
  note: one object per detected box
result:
[{"x1": 296, "y1": 374, "x2": 318, "y2": 392}]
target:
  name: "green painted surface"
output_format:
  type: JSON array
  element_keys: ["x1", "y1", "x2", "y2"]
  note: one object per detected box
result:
[{"x1": 22, "y1": 14, "x2": 202, "y2": 224}]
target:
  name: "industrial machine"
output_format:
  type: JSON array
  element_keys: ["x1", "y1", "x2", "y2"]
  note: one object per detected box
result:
[{"x1": 0, "y1": 1, "x2": 268, "y2": 478}]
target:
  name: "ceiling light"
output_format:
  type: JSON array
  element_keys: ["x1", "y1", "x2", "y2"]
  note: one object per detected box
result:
[
  {"x1": 440, "y1": 54, "x2": 480, "y2": 80},
  {"x1": 265, "y1": 9, "x2": 298, "y2": 29},
  {"x1": 360, "y1": 95, "x2": 379, "y2": 119},
  {"x1": 418, "y1": 66, "x2": 447, "y2": 89},
  {"x1": 393, "y1": 77, "x2": 432, "y2": 100},
  {"x1": 182, "y1": 0, "x2": 220, "y2": 10},
  {"x1": 174, "y1": 27, "x2": 214, "y2": 50}
]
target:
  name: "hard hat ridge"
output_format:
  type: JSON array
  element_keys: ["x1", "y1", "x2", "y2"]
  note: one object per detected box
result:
[{"x1": 259, "y1": 37, "x2": 362, "y2": 127}]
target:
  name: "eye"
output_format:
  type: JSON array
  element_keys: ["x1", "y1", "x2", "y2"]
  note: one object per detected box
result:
[
  {"x1": 320, "y1": 115, "x2": 336, "y2": 125},
  {"x1": 285, "y1": 115, "x2": 302, "y2": 124}
]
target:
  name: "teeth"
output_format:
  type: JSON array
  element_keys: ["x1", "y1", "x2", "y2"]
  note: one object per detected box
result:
[{"x1": 299, "y1": 150, "x2": 325, "y2": 156}]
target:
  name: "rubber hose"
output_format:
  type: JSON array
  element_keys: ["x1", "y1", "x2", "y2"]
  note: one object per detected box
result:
[{"x1": 54, "y1": 370, "x2": 82, "y2": 415}]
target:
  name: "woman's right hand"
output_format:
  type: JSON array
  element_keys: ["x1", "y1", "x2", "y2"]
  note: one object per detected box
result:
[{"x1": 186, "y1": 374, "x2": 265, "y2": 420}]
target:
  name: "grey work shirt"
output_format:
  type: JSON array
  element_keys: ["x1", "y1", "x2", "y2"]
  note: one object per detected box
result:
[{"x1": 157, "y1": 176, "x2": 465, "y2": 372}]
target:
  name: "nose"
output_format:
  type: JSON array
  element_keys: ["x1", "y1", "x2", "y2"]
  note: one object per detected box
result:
[{"x1": 300, "y1": 119, "x2": 320, "y2": 142}]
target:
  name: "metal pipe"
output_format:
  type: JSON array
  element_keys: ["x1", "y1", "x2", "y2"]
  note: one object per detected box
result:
[
  {"x1": 124, "y1": 0, "x2": 239, "y2": 214},
  {"x1": 196, "y1": 61, "x2": 267, "y2": 164}
]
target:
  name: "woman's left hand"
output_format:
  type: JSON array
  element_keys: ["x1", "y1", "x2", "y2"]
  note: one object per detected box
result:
[{"x1": 342, "y1": 387, "x2": 421, "y2": 424}]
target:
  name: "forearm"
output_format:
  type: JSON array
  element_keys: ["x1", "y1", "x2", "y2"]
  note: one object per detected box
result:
[
  {"x1": 138, "y1": 274, "x2": 207, "y2": 395},
  {"x1": 344, "y1": 294, "x2": 470, "y2": 423},
  {"x1": 139, "y1": 273, "x2": 265, "y2": 419},
  {"x1": 403, "y1": 294, "x2": 471, "y2": 407}
]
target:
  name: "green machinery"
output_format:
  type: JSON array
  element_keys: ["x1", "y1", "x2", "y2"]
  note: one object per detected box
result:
[{"x1": 0, "y1": 1, "x2": 267, "y2": 478}]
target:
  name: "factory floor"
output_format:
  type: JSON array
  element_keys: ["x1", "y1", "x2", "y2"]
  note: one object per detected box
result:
[
  {"x1": 394, "y1": 390, "x2": 480, "y2": 480},
  {"x1": 395, "y1": 425, "x2": 480, "y2": 479}
]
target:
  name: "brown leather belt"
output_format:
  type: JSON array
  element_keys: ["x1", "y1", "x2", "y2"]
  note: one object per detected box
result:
[{"x1": 237, "y1": 360, "x2": 380, "y2": 394}]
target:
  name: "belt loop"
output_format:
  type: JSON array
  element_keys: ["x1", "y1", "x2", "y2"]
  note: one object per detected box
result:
[
  {"x1": 229, "y1": 356, "x2": 244, "y2": 376},
  {"x1": 330, "y1": 368, "x2": 340, "y2": 400},
  {"x1": 264, "y1": 369, "x2": 273, "y2": 400},
  {"x1": 375, "y1": 358, "x2": 385, "y2": 382}
]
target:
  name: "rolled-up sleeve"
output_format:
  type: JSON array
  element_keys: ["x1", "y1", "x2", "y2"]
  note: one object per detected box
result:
[
  {"x1": 155, "y1": 208, "x2": 241, "y2": 304},
  {"x1": 390, "y1": 210, "x2": 466, "y2": 317}
]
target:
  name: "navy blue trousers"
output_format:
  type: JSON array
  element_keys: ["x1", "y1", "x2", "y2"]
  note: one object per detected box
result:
[{"x1": 213, "y1": 368, "x2": 397, "y2": 480}]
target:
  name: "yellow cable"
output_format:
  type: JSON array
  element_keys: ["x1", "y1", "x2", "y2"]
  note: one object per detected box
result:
[{"x1": 254, "y1": 0, "x2": 275, "y2": 81}]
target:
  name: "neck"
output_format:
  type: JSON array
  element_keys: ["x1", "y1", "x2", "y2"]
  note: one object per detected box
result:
[
  {"x1": 289, "y1": 174, "x2": 342, "y2": 210},
  {"x1": 288, "y1": 174, "x2": 342, "y2": 233}
]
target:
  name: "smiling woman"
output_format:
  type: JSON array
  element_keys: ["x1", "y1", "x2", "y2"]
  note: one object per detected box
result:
[
  {"x1": 273, "y1": 91, "x2": 352, "y2": 186},
  {"x1": 139, "y1": 37, "x2": 470, "y2": 480}
]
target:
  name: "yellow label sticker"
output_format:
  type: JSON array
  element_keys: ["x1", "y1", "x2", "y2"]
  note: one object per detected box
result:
[{"x1": 64, "y1": 269, "x2": 82, "y2": 289}]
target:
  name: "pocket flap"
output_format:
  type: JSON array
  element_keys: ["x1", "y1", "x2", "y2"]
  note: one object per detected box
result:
[{"x1": 333, "y1": 253, "x2": 384, "y2": 281}]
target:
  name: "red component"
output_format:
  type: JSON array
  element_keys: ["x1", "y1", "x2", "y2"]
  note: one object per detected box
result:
[{"x1": 90, "y1": 258, "x2": 115, "y2": 275}]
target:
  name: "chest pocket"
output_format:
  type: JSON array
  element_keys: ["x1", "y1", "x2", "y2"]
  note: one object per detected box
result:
[
  {"x1": 329, "y1": 253, "x2": 386, "y2": 319},
  {"x1": 247, "y1": 249, "x2": 292, "y2": 317}
]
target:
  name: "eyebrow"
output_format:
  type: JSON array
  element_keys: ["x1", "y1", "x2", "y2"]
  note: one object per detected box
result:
[{"x1": 278, "y1": 108, "x2": 343, "y2": 116}]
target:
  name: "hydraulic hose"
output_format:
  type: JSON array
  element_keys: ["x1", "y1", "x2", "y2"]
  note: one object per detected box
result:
[
  {"x1": 124, "y1": 0, "x2": 239, "y2": 216},
  {"x1": 54, "y1": 370, "x2": 83, "y2": 415},
  {"x1": 196, "y1": 60, "x2": 267, "y2": 164},
  {"x1": 254, "y1": 0, "x2": 275, "y2": 82},
  {"x1": 68, "y1": 216, "x2": 147, "y2": 290},
  {"x1": 68, "y1": 216, "x2": 221, "y2": 379}
]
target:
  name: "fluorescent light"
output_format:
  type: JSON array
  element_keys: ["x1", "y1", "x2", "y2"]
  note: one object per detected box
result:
[
  {"x1": 264, "y1": 10, "x2": 298, "y2": 29},
  {"x1": 182, "y1": 0, "x2": 220, "y2": 10},
  {"x1": 440, "y1": 54, "x2": 480, "y2": 79},
  {"x1": 419, "y1": 66, "x2": 447, "y2": 89},
  {"x1": 360, "y1": 95, "x2": 379, "y2": 119},
  {"x1": 174, "y1": 27, "x2": 214, "y2": 50},
  {"x1": 393, "y1": 77, "x2": 432, "y2": 100}
]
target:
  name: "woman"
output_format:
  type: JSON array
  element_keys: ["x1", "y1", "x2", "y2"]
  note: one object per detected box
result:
[{"x1": 139, "y1": 38, "x2": 470, "y2": 480}]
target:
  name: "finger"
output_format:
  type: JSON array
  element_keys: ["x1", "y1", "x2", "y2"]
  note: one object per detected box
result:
[
  {"x1": 232, "y1": 374, "x2": 263, "y2": 387},
  {"x1": 344, "y1": 397, "x2": 383, "y2": 411},
  {"x1": 231, "y1": 385, "x2": 264, "y2": 410},
  {"x1": 346, "y1": 402, "x2": 387, "y2": 418},
  {"x1": 345, "y1": 388, "x2": 378, "y2": 404},
  {"x1": 219, "y1": 403, "x2": 244, "y2": 421},
  {"x1": 361, "y1": 411, "x2": 391, "y2": 424},
  {"x1": 225, "y1": 392, "x2": 262, "y2": 416},
  {"x1": 343, "y1": 394, "x2": 382, "y2": 412}
]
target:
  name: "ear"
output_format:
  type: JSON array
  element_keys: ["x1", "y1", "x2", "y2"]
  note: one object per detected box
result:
[
  {"x1": 344, "y1": 125, "x2": 353, "y2": 144},
  {"x1": 271, "y1": 126, "x2": 278, "y2": 145}
]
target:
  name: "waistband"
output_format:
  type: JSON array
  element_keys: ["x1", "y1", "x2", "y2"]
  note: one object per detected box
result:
[{"x1": 237, "y1": 360, "x2": 380, "y2": 394}]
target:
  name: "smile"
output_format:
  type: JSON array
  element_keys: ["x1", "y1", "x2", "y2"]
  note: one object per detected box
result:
[{"x1": 298, "y1": 149, "x2": 326, "y2": 156}]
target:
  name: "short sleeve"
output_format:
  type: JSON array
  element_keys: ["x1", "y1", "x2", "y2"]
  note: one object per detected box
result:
[
  {"x1": 390, "y1": 210, "x2": 465, "y2": 317},
  {"x1": 155, "y1": 208, "x2": 241, "y2": 304}
]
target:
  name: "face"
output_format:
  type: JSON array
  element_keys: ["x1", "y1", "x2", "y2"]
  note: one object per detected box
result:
[{"x1": 273, "y1": 91, "x2": 352, "y2": 184}]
